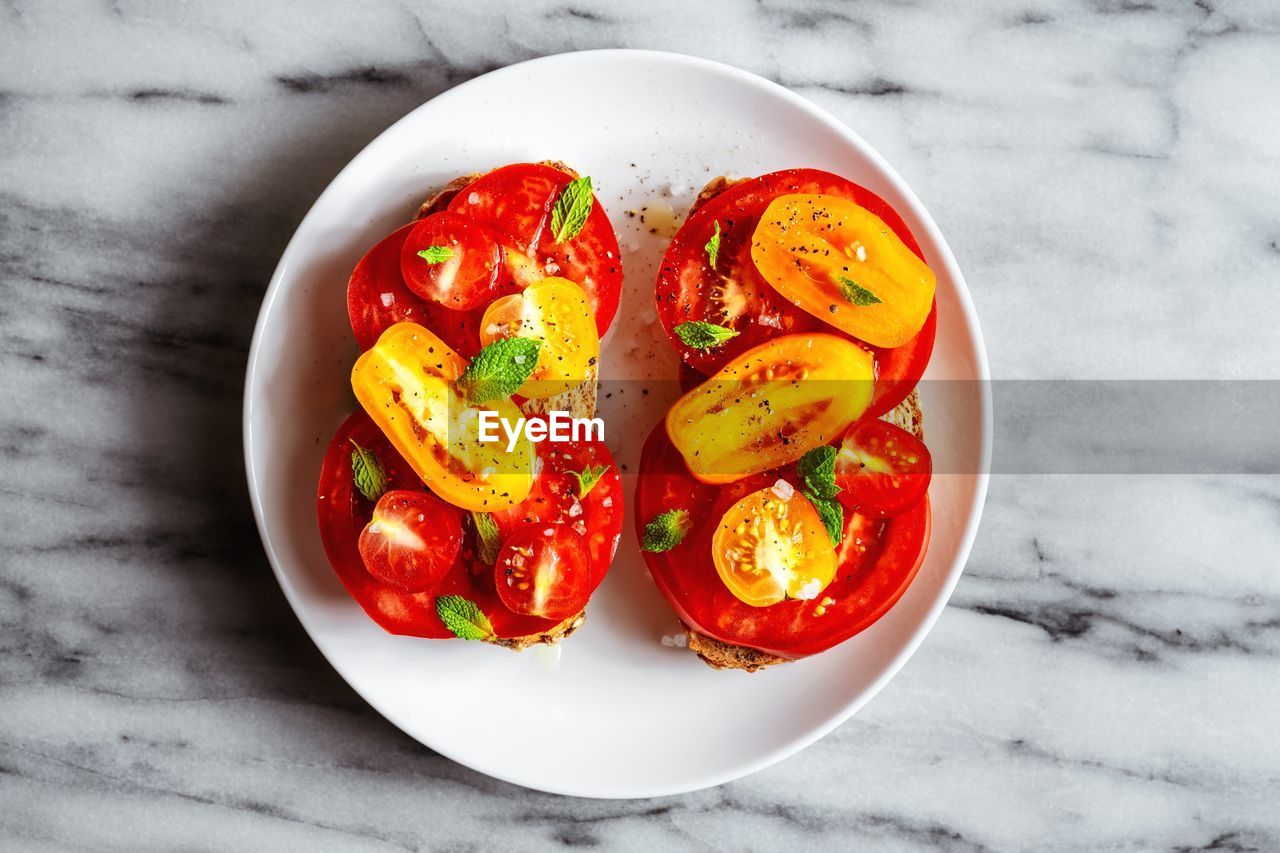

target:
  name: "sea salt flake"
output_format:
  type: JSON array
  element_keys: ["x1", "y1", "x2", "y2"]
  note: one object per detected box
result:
[{"x1": 379, "y1": 292, "x2": 394, "y2": 307}]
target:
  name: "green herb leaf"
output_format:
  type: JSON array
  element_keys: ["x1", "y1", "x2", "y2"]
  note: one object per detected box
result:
[
  {"x1": 705, "y1": 220, "x2": 722, "y2": 269},
  {"x1": 809, "y1": 495, "x2": 844, "y2": 546},
  {"x1": 458, "y1": 337, "x2": 543, "y2": 403},
  {"x1": 435, "y1": 594, "x2": 496, "y2": 641},
  {"x1": 795, "y1": 446, "x2": 840, "y2": 500},
  {"x1": 550, "y1": 175, "x2": 594, "y2": 243},
  {"x1": 641, "y1": 509, "x2": 691, "y2": 553},
  {"x1": 836, "y1": 276, "x2": 882, "y2": 307},
  {"x1": 569, "y1": 463, "x2": 611, "y2": 499},
  {"x1": 470, "y1": 511, "x2": 501, "y2": 565},
  {"x1": 673, "y1": 321, "x2": 739, "y2": 350},
  {"x1": 796, "y1": 446, "x2": 843, "y2": 545},
  {"x1": 349, "y1": 441, "x2": 388, "y2": 502},
  {"x1": 416, "y1": 245, "x2": 454, "y2": 264}
]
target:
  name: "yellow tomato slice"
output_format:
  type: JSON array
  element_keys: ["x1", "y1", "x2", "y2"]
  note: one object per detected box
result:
[
  {"x1": 712, "y1": 485, "x2": 837, "y2": 607},
  {"x1": 351, "y1": 322, "x2": 533, "y2": 512},
  {"x1": 751, "y1": 193, "x2": 935, "y2": 348},
  {"x1": 665, "y1": 333, "x2": 873, "y2": 484},
  {"x1": 478, "y1": 277, "x2": 600, "y2": 399}
]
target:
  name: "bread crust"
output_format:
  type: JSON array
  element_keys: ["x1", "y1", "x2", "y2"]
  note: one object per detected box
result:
[
  {"x1": 677, "y1": 174, "x2": 926, "y2": 671},
  {"x1": 417, "y1": 161, "x2": 590, "y2": 651}
]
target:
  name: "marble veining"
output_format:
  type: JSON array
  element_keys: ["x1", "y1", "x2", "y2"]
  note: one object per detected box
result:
[{"x1": 2, "y1": 0, "x2": 1280, "y2": 850}]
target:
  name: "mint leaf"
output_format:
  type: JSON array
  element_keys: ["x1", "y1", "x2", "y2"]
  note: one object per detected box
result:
[
  {"x1": 349, "y1": 441, "x2": 387, "y2": 502},
  {"x1": 796, "y1": 446, "x2": 840, "y2": 500},
  {"x1": 435, "y1": 595, "x2": 496, "y2": 641},
  {"x1": 673, "y1": 321, "x2": 739, "y2": 350},
  {"x1": 470, "y1": 511, "x2": 501, "y2": 565},
  {"x1": 641, "y1": 509, "x2": 691, "y2": 553},
  {"x1": 458, "y1": 337, "x2": 543, "y2": 403},
  {"x1": 550, "y1": 176, "x2": 593, "y2": 243},
  {"x1": 416, "y1": 245, "x2": 454, "y2": 264},
  {"x1": 796, "y1": 446, "x2": 842, "y2": 545},
  {"x1": 705, "y1": 220, "x2": 722, "y2": 269},
  {"x1": 810, "y1": 495, "x2": 844, "y2": 546},
  {"x1": 836, "y1": 276, "x2": 882, "y2": 307},
  {"x1": 569, "y1": 463, "x2": 611, "y2": 499}
]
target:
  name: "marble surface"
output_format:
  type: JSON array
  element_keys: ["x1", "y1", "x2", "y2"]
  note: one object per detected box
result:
[{"x1": 3, "y1": 0, "x2": 1280, "y2": 850}]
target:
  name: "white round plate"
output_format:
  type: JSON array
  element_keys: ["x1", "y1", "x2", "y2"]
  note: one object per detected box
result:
[{"x1": 244, "y1": 49, "x2": 990, "y2": 798}]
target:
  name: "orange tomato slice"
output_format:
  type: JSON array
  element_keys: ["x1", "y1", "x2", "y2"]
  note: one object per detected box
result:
[
  {"x1": 751, "y1": 193, "x2": 935, "y2": 347},
  {"x1": 712, "y1": 485, "x2": 838, "y2": 607}
]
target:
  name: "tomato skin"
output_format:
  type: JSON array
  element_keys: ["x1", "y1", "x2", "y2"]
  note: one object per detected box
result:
[
  {"x1": 865, "y1": 302, "x2": 936, "y2": 420},
  {"x1": 400, "y1": 211, "x2": 503, "y2": 311},
  {"x1": 635, "y1": 422, "x2": 930, "y2": 658},
  {"x1": 447, "y1": 163, "x2": 622, "y2": 338},
  {"x1": 656, "y1": 169, "x2": 934, "y2": 418},
  {"x1": 348, "y1": 223, "x2": 491, "y2": 358},
  {"x1": 358, "y1": 490, "x2": 462, "y2": 592},
  {"x1": 835, "y1": 420, "x2": 932, "y2": 518},
  {"x1": 495, "y1": 524, "x2": 591, "y2": 621}
]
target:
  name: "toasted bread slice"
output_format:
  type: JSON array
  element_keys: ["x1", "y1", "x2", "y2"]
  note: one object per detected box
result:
[
  {"x1": 416, "y1": 161, "x2": 594, "y2": 651},
  {"x1": 677, "y1": 175, "x2": 926, "y2": 671}
]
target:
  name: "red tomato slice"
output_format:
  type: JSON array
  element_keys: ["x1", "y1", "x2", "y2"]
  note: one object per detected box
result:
[
  {"x1": 357, "y1": 490, "x2": 463, "y2": 592},
  {"x1": 318, "y1": 411, "x2": 565, "y2": 639},
  {"x1": 835, "y1": 420, "x2": 932, "y2": 518},
  {"x1": 447, "y1": 163, "x2": 622, "y2": 337},
  {"x1": 634, "y1": 422, "x2": 930, "y2": 658},
  {"x1": 495, "y1": 524, "x2": 591, "y2": 621},
  {"x1": 489, "y1": 423, "x2": 623, "y2": 587},
  {"x1": 318, "y1": 412, "x2": 623, "y2": 639},
  {"x1": 348, "y1": 164, "x2": 622, "y2": 353},
  {"x1": 347, "y1": 223, "x2": 490, "y2": 358},
  {"x1": 656, "y1": 169, "x2": 935, "y2": 417},
  {"x1": 400, "y1": 211, "x2": 504, "y2": 311}
]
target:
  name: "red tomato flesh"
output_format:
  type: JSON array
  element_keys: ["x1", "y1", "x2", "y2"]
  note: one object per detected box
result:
[
  {"x1": 358, "y1": 490, "x2": 462, "y2": 592},
  {"x1": 835, "y1": 419, "x2": 933, "y2": 518},
  {"x1": 495, "y1": 524, "x2": 591, "y2": 621},
  {"x1": 656, "y1": 168, "x2": 935, "y2": 418},
  {"x1": 318, "y1": 411, "x2": 623, "y2": 639},
  {"x1": 400, "y1": 211, "x2": 503, "y2": 311},
  {"x1": 634, "y1": 422, "x2": 930, "y2": 658},
  {"x1": 447, "y1": 163, "x2": 622, "y2": 337},
  {"x1": 348, "y1": 163, "x2": 622, "y2": 353},
  {"x1": 347, "y1": 223, "x2": 489, "y2": 358}
]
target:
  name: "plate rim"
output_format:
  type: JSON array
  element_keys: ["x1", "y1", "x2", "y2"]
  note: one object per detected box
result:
[{"x1": 242, "y1": 47, "x2": 993, "y2": 799}]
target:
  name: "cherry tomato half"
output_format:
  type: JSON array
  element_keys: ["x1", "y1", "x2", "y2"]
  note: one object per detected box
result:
[
  {"x1": 495, "y1": 523, "x2": 591, "y2": 621},
  {"x1": 835, "y1": 419, "x2": 932, "y2": 518},
  {"x1": 711, "y1": 485, "x2": 837, "y2": 607},
  {"x1": 358, "y1": 490, "x2": 463, "y2": 592},
  {"x1": 400, "y1": 211, "x2": 503, "y2": 311}
]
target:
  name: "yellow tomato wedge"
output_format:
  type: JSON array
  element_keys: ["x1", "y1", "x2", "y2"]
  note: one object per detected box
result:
[
  {"x1": 665, "y1": 333, "x2": 873, "y2": 484},
  {"x1": 350, "y1": 322, "x2": 533, "y2": 512},
  {"x1": 478, "y1": 277, "x2": 599, "y2": 399},
  {"x1": 751, "y1": 193, "x2": 935, "y2": 348},
  {"x1": 712, "y1": 485, "x2": 837, "y2": 607}
]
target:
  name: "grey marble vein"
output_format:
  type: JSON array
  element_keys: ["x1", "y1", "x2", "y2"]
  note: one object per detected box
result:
[{"x1": 2, "y1": 0, "x2": 1280, "y2": 850}]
